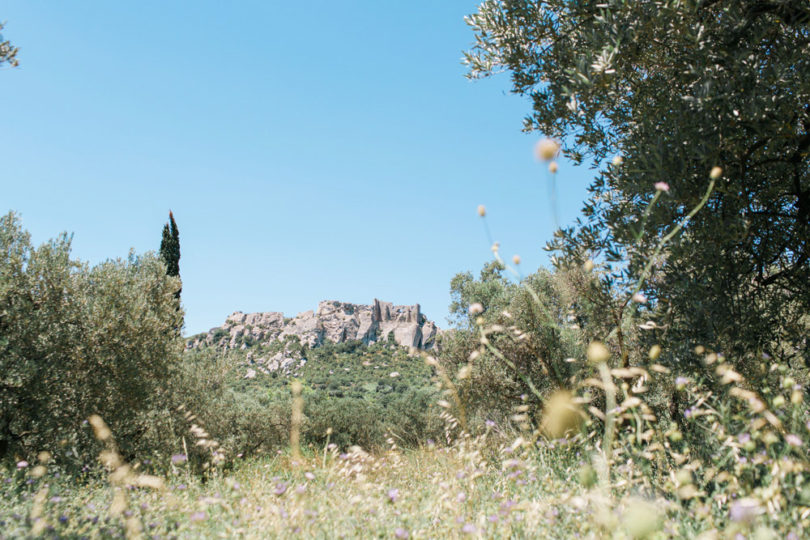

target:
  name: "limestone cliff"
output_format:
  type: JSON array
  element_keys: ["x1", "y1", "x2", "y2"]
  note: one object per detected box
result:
[{"x1": 187, "y1": 299, "x2": 440, "y2": 351}]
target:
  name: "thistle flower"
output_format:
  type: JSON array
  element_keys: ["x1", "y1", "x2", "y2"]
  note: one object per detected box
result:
[
  {"x1": 654, "y1": 182, "x2": 670, "y2": 192},
  {"x1": 468, "y1": 303, "x2": 484, "y2": 316}
]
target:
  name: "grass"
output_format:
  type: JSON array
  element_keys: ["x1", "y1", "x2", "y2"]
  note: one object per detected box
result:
[{"x1": 0, "y1": 435, "x2": 660, "y2": 539}]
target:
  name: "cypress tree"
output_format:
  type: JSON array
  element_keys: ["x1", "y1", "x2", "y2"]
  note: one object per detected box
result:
[{"x1": 159, "y1": 211, "x2": 181, "y2": 299}]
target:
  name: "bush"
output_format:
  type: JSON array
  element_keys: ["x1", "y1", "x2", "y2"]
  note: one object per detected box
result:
[{"x1": 0, "y1": 212, "x2": 184, "y2": 466}]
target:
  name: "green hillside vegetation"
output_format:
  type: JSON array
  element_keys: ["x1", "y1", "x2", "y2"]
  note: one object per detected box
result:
[{"x1": 3, "y1": 1, "x2": 810, "y2": 538}]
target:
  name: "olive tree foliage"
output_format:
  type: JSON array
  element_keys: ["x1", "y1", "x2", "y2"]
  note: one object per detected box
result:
[
  {"x1": 0, "y1": 22, "x2": 19, "y2": 68},
  {"x1": 444, "y1": 262, "x2": 588, "y2": 419},
  {"x1": 0, "y1": 212, "x2": 184, "y2": 464},
  {"x1": 465, "y1": 1, "x2": 810, "y2": 368}
]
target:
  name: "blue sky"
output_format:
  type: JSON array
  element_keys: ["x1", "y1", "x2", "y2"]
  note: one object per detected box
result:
[{"x1": 1, "y1": 1, "x2": 594, "y2": 335}]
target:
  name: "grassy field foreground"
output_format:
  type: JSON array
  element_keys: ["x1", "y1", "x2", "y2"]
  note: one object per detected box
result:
[
  {"x1": 0, "y1": 427, "x2": 772, "y2": 540},
  {"x1": 0, "y1": 442, "x2": 635, "y2": 539}
]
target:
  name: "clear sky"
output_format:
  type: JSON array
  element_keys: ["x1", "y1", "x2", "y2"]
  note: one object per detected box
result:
[{"x1": 1, "y1": 1, "x2": 594, "y2": 335}]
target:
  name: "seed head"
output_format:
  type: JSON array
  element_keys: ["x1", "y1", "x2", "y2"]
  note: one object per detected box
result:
[
  {"x1": 654, "y1": 182, "x2": 670, "y2": 192},
  {"x1": 709, "y1": 166, "x2": 723, "y2": 179},
  {"x1": 587, "y1": 341, "x2": 611, "y2": 364},
  {"x1": 477, "y1": 205, "x2": 486, "y2": 217},
  {"x1": 548, "y1": 161, "x2": 559, "y2": 174},
  {"x1": 534, "y1": 138, "x2": 560, "y2": 161},
  {"x1": 512, "y1": 255, "x2": 521, "y2": 265},
  {"x1": 468, "y1": 303, "x2": 484, "y2": 316},
  {"x1": 541, "y1": 390, "x2": 582, "y2": 439}
]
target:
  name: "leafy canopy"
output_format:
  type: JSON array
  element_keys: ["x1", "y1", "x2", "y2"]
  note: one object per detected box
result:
[{"x1": 465, "y1": 0, "x2": 810, "y2": 361}]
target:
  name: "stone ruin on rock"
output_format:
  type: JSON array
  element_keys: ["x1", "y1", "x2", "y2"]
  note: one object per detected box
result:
[{"x1": 187, "y1": 299, "x2": 440, "y2": 353}]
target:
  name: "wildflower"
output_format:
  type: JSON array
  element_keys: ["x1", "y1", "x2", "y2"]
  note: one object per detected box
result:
[
  {"x1": 512, "y1": 254, "x2": 521, "y2": 265},
  {"x1": 632, "y1": 292, "x2": 647, "y2": 303},
  {"x1": 709, "y1": 166, "x2": 723, "y2": 179},
  {"x1": 654, "y1": 182, "x2": 670, "y2": 192},
  {"x1": 394, "y1": 528, "x2": 409, "y2": 539},
  {"x1": 468, "y1": 303, "x2": 484, "y2": 316},
  {"x1": 16, "y1": 461, "x2": 28, "y2": 469},
  {"x1": 190, "y1": 511, "x2": 206, "y2": 523},
  {"x1": 171, "y1": 454, "x2": 187, "y2": 465},
  {"x1": 548, "y1": 161, "x2": 559, "y2": 174},
  {"x1": 389, "y1": 371, "x2": 400, "y2": 378},
  {"x1": 785, "y1": 434, "x2": 802, "y2": 447},
  {"x1": 675, "y1": 377, "x2": 688, "y2": 390},
  {"x1": 387, "y1": 488, "x2": 399, "y2": 503},
  {"x1": 461, "y1": 523, "x2": 477, "y2": 535},
  {"x1": 273, "y1": 482, "x2": 288, "y2": 496},
  {"x1": 477, "y1": 205, "x2": 486, "y2": 217},
  {"x1": 485, "y1": 420, "x2": 496, "y2": 428},
  {"x1": 729, "y1": 498, "x2": 762, "y2": 524},
  {"x1": 534, "y1": 138, "x2": 560, "y2": 161},
  {"x1": 304, "y1": 472, "x2": 315, "y2": 481}
]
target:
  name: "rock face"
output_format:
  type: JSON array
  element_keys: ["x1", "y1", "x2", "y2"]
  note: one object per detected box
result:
[{"x1": 187, "y1": 299, "x2": 440, "y2": 351}]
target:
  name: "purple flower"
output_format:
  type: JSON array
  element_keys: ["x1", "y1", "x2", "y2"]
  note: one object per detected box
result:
[
  {"x1": 786, "y1": 434, "x2": 803, "y2": 447},
  {"x1": 274, "y1": 482, "x2": 288, "y2": 496},
  {"x1": 387, "y1": 488, "x2": 399, "y2": 503},
  {"x1": 171, "y1": 454, "x2": 187, "y2": 465},
  {"x1": 16, "y1": 461, "x2": 28, "y2": 469},
  {"x1": 738, "y1": 433, "x2": 751, "y2": 444},
  {"x1": 654, "y1": 182, "x2": 670, "y2": 192},
  {"x1": 485, "y1": 420, "x2": 496, "y2": 428},
  {"x1": 394, "y1": 528, "x2": 409, "y2": 539},
  {"x1": 176, "y1": 484, "x2": 187, "y2": 491},
  {"x1": 190, "y1": 511, "x2": 206, "y2": 522},
  {"x1": 729, "y1": 498, "x2": 761, "y2": 524},
  {"x1": 461, "y1": 523, "x2": 477, "y2": 535}
]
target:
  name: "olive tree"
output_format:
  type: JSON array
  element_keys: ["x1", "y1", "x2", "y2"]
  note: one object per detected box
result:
[
  {"x1": 465, "y1": 1, "x2": 810, "y2": 367},
  {"x1": 0, "y1": 212, "x2": 184, "y2": 464}
]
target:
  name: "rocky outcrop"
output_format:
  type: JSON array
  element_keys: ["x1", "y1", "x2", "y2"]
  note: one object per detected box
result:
[{"x1": 187, "y1": 299, "x2": 441, "y2": 351}]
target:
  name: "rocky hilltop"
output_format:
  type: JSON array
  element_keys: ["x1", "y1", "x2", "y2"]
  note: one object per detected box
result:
[{"x1": 187, "y1": 299, "x2": 440, "y2": 351}]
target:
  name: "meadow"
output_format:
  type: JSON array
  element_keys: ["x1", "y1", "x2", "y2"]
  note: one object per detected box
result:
[{"x1": 3, "y1": 1, "x2": 810, "y2": 538}]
